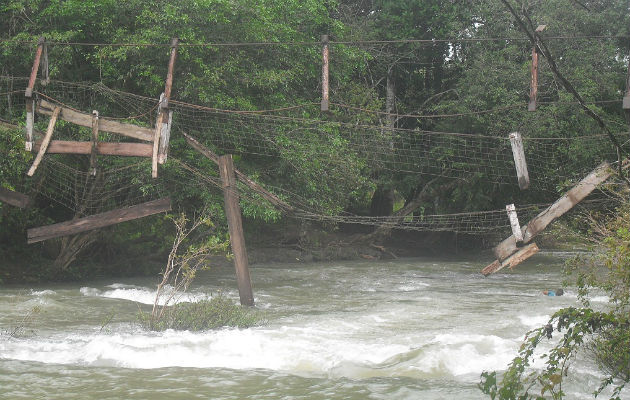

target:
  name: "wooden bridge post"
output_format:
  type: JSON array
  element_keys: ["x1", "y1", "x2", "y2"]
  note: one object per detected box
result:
[
  {"x1": 528, "y1": 25, "x2": 546, "y2": 112},
  {"x1": 510, "y1": 132, "x2": 530, "y2": 190},
  {"x1": 623, "y1": 57, "x2": 630, "y2": 110},
  {"x1": 218, "y1": 154, "x2": 254, "y2": 306},
  {"x1": 25, "y1": 37, "x2": 46, "y2": 151},
  {"x1": 321, "y1": 34, "x2": 330, "y2": 112},
  {"x1": 152, "y1": 38, "x2": 179, "y2": 177}
]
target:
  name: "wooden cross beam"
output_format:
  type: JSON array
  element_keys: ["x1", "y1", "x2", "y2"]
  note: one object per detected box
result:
[
  {"x1": 27, "y1": 106, "x2": 60, "y2": 176},
  {"x1": 38, "y1": 99, "x2": 154, "y2": 142},
  {"x1": 0, "y1": 187, "x2": 31, "y2": 209},
  {"x1": 27, "y1": 198, "x2": 171, "y2": 244}
]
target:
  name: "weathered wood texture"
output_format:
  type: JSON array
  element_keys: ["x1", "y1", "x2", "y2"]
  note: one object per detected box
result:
[
  {"x1": 25, "y1": 37, "x2": 45, "y2": 98},
  {"x1": 218, "y1": 155, "x2": 254, "y2": 306},
  {"x1": 493, "y1": 161, "x2": 612, "y2": 262},
  {"x1": 509, "y1": 132, "x2": 530, "y2": 190},
  {"x1": 89, "y1": 110, "x2": 99, "y2": 175},
  {"x1": 528, "y1": 47, "x2": 538, "y2": 112},
  {"x1": 624, "y1": 60, "x2": 630, "y2": 110},
  {"x1": 25, "y1": 99, "x2": 34, "y2": 151},
  {"x1": 321, "y1": 35, "x2": 329, "y2": 112},
  {"x1": 27, "y1": 198, "x2": 171, "y2": 244},
  {"x1": 28, "y1": 106, "x2": 60, "y2": 176},
  {"x1": 182, "y1": 132, "x2": 294, "y2": 212},
  {"x1": 0, "y1": 187, "x2": 31, "y2": 208},
  {"x1": 506, "y1": 204, "x2": 523, "y2": 242},
  {"x1": 481, "y1": 243, "x2": 539, "y2": 276},
  {"x1": 34, "y1": 140, "x2": 152, "y2": 157},
  {"x1": 38, "y1": 99, "x2": 154, "y2": 142},
  {"x1": 153, "y1": 38, "x2": 180, "y2": 174}
]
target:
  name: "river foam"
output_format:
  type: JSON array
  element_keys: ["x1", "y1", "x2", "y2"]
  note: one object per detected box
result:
[{"x1": 80, "y1": 283, "x2": 207, "y2": 305}]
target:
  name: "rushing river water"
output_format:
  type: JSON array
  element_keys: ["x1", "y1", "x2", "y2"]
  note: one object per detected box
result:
[{"x1": 0, "y1": 252, "x2": 625, "y2": 399}]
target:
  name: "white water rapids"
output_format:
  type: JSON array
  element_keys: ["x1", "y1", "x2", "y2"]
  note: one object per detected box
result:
[{"x1": 0, "y1": 253, "x2": 626, "y2": 399}]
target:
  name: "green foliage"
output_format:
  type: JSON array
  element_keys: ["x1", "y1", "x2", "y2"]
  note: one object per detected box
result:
[
  {"x1": 138, "y1": 294, "x2": 264, "y2": 331},
  {"x1": 480, "y1": 189, "x2": 630, "y2": 399}
]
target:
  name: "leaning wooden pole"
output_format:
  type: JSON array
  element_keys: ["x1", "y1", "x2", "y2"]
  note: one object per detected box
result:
[
  {"x1": 482, "y1": 161, "x2": 617, "y2": 276},
  {"x1": 182, "y1": 131, "x2": 294, "y2": 212},
  {"x1": 25, "y1": 37, "x2": 45, "y2": 151},
  {"x1": 218, "y1": 155, "x2": 254, "y2": 306}
]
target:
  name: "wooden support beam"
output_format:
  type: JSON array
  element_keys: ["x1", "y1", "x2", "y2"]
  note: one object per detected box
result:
[
  {"x1": 528, "y1": 25, "x2": 546, "y2": 112},
  {"x1": 321, "y1": 35, "x2": 330, "y2": 112},
  {"x1": 506, "y1": 204, "x2": 523, "y2": 242},
  {"x1": 37, "y1": 99, "x2": 154, "y2": 142},
  {"x1": 182, "y1": 131, "x2": 294, "y2": 212},
  {"x1": 25, "y1": 98, "x2": 34, "y2": 151},
  {"x1": 624, "y1": 57, "x2": 630, "y2": 110},
  {"x1": 34, "y1": 140, "x2": 153, "y2": 157},
  {"x1": 25, "y1": 37, "x2": 46, "y2": 150},
  {"x1": 157, "y1": 93, "x2": 173, "y2": 164},
  {"x1": 219, "y1": 155, "x2": 254, "y2": 306},
  {"x1": 27, "y1": 198, "x2": 171, "y2": 244},
  {"x1": 41, "y1": 40, "x2": 49, "y2": 86},
  {"x1": 25, "y1": 37, "x2": 45, "y2": 98},
  {"x1": 27, "y1": 106, "x2": 60, "y2": 177},
  {"x1": 481, "y1": 243, "x2": 539, "y2": 276},
  {"x1": 153, "y1": 38, "x2": 179, "y2": 175},
  {"x1": 89, "y1": 110, "x2": 99, "y2": 176},
  {"x1": 510, "y1": 132, "x2": 530, "y2": 190},
  {"x1": 0, "y1": 187, "x2": 31, "y2": 208},
  {"x1": 494, "y1": 161, "x2": 612, "y2": 261},
  {"x1": 528, "y1": 46, "x2": 539, "y2": 111}
]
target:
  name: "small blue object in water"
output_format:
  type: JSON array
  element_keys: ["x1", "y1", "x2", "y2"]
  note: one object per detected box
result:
[{"x1": 547, "y1": 290, "x2": 556, "y2": 296}]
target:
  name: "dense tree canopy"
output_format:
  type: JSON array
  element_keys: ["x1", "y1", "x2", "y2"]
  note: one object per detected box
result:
[{"x1": 0, "y1": 0, "x2": 629, "y2": 279}]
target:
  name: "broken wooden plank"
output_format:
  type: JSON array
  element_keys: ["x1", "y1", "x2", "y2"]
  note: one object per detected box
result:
[
  {"x1": 37, "y1": 99, "x2": 154, "y2": 142},
  {"x1": 182, "y1": 131, "x2": 294, "y2": 212},
  {"x1": 510, "y1": 132, "x2": 530, "y2": 190},
  {"x1": 494, "y1": 161, "x2": 612, "y2": 261},
  {"x1": 482, "y1": 243, "x2": 539, "y2": 276},
  {"x1": 0, "y1": 187, "x2": 31, "y2": 208},
  {"x1": 27, "y1": 197, "x2": 171, "y2": 244},
  {"x1": 27, "y1": 106, "x2": 60, "y2": 176},
  {"x1": 34, "y1": 140, "x2": 152, "y2": 157}
]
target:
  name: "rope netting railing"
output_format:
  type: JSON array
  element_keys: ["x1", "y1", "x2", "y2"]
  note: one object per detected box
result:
[{"x1": 0, "y1": 73, "x2": 625, "y2": 235}]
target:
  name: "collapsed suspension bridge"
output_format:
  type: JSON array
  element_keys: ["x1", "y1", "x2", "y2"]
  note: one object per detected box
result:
[{"x1": 1, "y1": 35, "x2": 629, "y2": 304}]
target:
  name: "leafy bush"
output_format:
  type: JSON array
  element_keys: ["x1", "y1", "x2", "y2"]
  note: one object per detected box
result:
[
  {"x1": 139, "y1": 294, "x2": 264, "y2": 332},
  {"x1": 480, "y1": 189, "x2": 630, "y2": 399}
]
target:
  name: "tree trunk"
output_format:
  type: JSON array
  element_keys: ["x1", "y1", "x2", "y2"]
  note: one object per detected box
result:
[
  {"x1": 360, "y1": 179, "x2": 458, "y2": 244},
  {"x1": 369, "y1": 66, "x2": 397, "y2": 217},
  {"x1": 53, "y1": 230, "x2": 98, "y2": 270}
]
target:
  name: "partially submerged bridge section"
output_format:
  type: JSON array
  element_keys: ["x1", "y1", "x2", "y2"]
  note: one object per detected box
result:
[{"x1": 481, "y1": 161, "x2": 616, "y2": 276}]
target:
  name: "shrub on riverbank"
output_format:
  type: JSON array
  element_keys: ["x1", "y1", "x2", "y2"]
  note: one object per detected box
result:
[{"x1": 138, "y1": 294, "x2": 263, "y2": 331}]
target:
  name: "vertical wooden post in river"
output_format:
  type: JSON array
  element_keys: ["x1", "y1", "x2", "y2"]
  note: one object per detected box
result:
[
  {"x1": 152, "y1": 38, "x2": 178, "y2": 178},
  {"x1": 218, "y1": 154, "x2": 254, "y2": 306}
]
